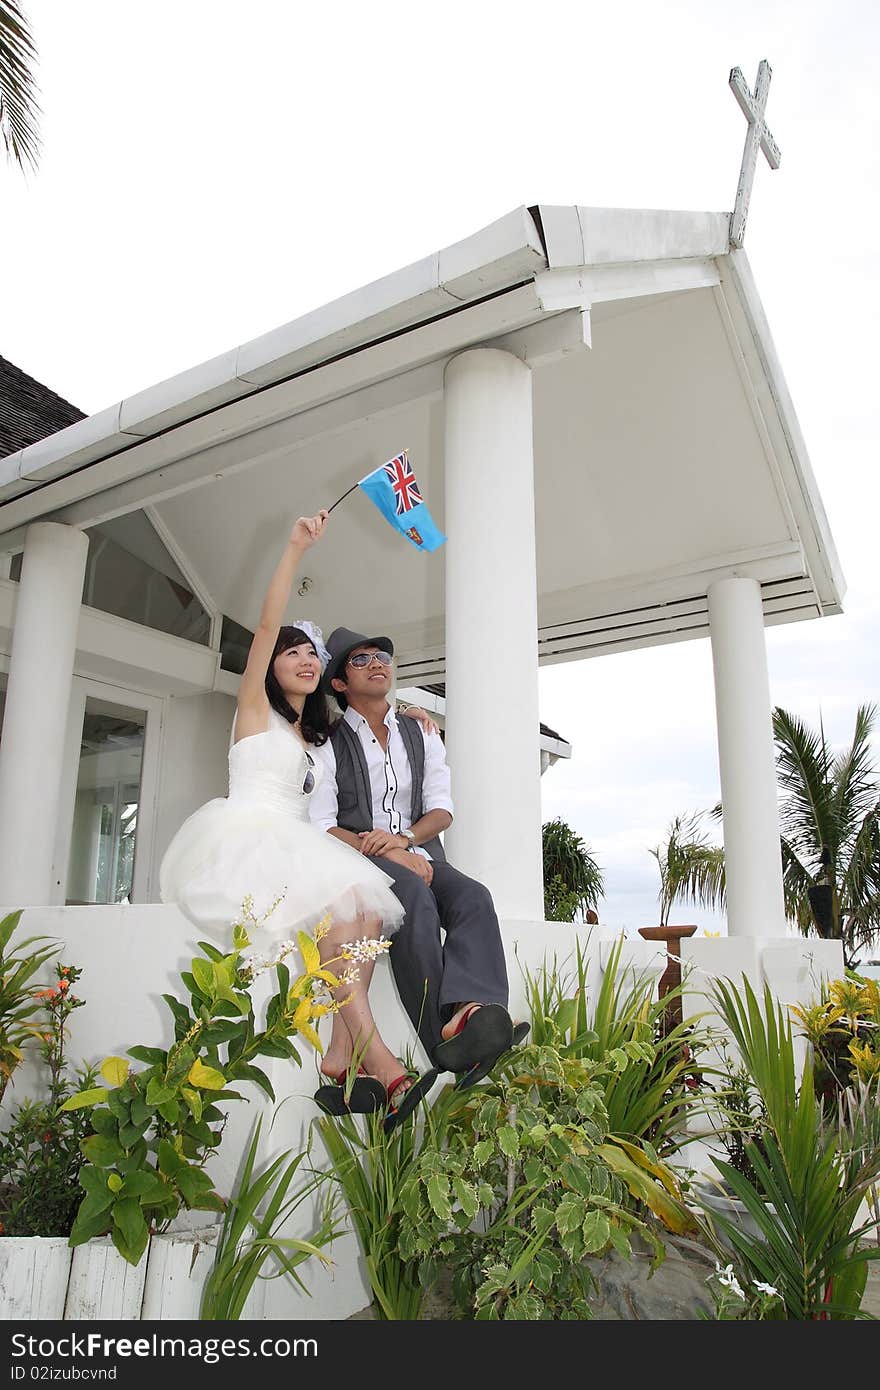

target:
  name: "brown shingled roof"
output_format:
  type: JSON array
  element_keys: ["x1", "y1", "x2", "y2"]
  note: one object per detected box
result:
[{"x1": 0, "y1": 355, "x2": 85, "y2": 458}]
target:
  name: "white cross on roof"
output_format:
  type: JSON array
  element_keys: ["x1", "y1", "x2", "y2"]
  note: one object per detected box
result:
[{"x1": 729, "y1": 60, "x2": 782, "y2": 248}]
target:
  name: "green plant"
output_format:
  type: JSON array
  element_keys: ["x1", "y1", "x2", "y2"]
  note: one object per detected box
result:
[
  {"x1": 704, "y1": 1261, "x2": 785, "y2": 1320},
  {"x1": 773, "y1": 704, "x2": 880, "y2": 965},
  {"x1": 0, "y1": 909, "x2": 59, "y2": 1104},
  {"x1": 397, "y1": 1044, "x2": 696, "y2": 1320},
  {"x1": 706, "y1": 1045, "x2": 769, "y2": 1188},
  {"x1": 520, "y1": 935, "x2": 710, "y2": 1156},
  {"x1": 61, "y1": 903, "x2": 385, "y2": 1264},
  {"x1": 542, "y1": 818, "x2": 604, "y2": 923},
  {"x1": 317, "y1": 1052, "x2": 430, "y2": 1321},
  {"x1": 790, "y1": 973, "x2": 880, "y2": 1099},
  {"x1": 0, "y1": 962, "x2": 100, "y2": 1236},
  {"x1": 699, "y1": 975, "x2": 880, "y2": 1318},
  {"x1": 200, "y1": 1110, "x2": 344, "y2": 1320},
  {"x1": 649, "y1": 813, "x2": 726, "y2": 927}
]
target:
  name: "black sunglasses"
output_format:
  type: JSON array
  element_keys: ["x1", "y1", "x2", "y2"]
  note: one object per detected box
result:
[{"x1": 302, "y1": 751, "x2": 315, "y2": 795}]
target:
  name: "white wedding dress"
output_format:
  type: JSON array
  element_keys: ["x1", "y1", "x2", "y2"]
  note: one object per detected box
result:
[{"x1": 159, "y1": 708, "x2": 405, "y2": 943}]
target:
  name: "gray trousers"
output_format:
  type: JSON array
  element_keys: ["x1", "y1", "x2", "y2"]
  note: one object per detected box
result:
[{"x1": 365, "y1": 855, "x2": 509, "y2": 1064}]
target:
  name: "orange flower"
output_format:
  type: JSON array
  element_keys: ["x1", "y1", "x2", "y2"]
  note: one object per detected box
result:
[{"x1": 58, "y1": 979, "x2": 69, "y2": 991}]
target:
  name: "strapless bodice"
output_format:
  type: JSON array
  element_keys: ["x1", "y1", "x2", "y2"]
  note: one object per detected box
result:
[{"x1": 227, "y1": 714, "x2": 320, "y2": 821}]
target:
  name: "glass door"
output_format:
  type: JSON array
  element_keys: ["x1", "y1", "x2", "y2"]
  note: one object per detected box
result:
[{"x1": 54, "y1": 681, "x2": 163, "y2": 905}]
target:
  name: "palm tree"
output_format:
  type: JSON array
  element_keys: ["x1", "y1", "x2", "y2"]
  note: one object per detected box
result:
[
  {"x1": 1, "y1": 0, "x2": 41, "y2": 173},
  {"x1": 542, "y1": 817, "x2": 604, "y2": 923},
  {"x1": 774, "y1": 703, "x2": 880, "y2": 966},
  {"x1": 649, "y1": 812, "x2": 726, "y2": 926},
  {"x1": 655, "y1": 706, "x2": 880, "y2": 964}
]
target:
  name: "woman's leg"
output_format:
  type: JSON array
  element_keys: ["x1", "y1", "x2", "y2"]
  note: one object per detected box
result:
[{"x1": 317, "y1": 913, "x2": 411, "y2": 1096}]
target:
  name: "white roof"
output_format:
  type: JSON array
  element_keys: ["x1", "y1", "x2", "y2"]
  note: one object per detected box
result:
[{"x1": 0, "y1": 204, "x2": 844, "y2": 683}]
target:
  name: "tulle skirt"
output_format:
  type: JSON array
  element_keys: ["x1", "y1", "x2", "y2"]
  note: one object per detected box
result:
[{"x1": 159, "y1": 797, "x2": 405, "y2": 945}]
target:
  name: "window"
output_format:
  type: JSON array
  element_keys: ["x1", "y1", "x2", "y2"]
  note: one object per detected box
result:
[
  {"x1": 65, "y1": 697, "x2": 147, "y2": 905},
  {"x1": 220, "y1": 614, "x2": 254, "y2": 675},
  {"x1": 10, "y1": 511, "x2": 211, "y2": 644}
]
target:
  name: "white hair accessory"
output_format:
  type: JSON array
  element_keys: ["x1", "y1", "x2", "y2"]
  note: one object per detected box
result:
[{"x1": 292, "y1": 619, "x2": 331, "y2": 670}]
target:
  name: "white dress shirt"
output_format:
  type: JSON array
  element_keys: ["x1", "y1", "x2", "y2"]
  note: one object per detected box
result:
[{"x1": 309, "y1": 705, "x2": 453, "y2": 860}]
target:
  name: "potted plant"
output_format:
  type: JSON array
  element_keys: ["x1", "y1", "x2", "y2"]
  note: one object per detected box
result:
[{"x1": 693, "y1": 975, "x2": 880, "y2": 1317}]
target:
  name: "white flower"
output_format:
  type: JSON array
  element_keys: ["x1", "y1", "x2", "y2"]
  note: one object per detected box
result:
[
  {"x1": 339, "y1": 935, "x2": 392, "y2": 963},
  {"x1": 716, "y1": 1264, "x2": 745, "y2": 1298},
  {"x1": 754, "y1": 1280, "x2": 779, "y2": 1297}
]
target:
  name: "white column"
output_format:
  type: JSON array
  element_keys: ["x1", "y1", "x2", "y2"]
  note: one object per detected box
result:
[
  {"x1": 443, "y1": 348, "x2": 543, "y2": 920},
  {"x1": 708, "y1": 576, "x2": 786, "y2": 938},
  {"x1": 0, "y1": 523, "x2": 88, "y2": 904}
]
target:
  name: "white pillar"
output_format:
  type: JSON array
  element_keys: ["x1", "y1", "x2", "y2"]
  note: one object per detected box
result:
[
  {"x1": 443, "y1": 348, "x2": 543, "y2": 920},
  {"x1": 0, "y1": 523, "x2": 88, "y2": 904},
  {"x1": 708, "y1": 576, "x2": 786, "y2": 938}
]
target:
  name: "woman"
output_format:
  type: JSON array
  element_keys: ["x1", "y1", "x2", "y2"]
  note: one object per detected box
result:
[{"x1": 160, "y1": 510, "x2": 436, "y2": 1128}]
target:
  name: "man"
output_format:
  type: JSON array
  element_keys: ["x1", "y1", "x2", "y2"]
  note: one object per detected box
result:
[{"x1": 309, "y1": 626, "x2": 527, "y2": 1088}]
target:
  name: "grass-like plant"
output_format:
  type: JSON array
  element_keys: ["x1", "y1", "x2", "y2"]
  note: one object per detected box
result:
[
  {"x1": 200, "y1": 1110, "x2": 343, "y2": 1320},
  {"x1": 520, "y1": 934, "x2": 709, "y2": 1156},
  {"x1": 699, "y1": 975, "x2": 880, "y2": 1319},
  {"x1": 317, "y1": 1071, "x2": 429, "y2": 1321}
]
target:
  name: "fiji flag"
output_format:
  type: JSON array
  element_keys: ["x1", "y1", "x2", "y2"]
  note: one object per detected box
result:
[{"x1": 357, "y1": 451, "x2": 446, "y2": 552}]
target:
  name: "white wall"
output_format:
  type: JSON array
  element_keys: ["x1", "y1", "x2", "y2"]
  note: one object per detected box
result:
[{"x1": 151, "y1": 690, "x2": 235, "y2": 881}]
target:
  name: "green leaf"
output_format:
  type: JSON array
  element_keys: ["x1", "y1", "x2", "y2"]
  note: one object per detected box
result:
[
  {"x1": 560, "y1": 1158, "x2": 593, "y2": 1198},
  {"x1": 145, "y1": 1077, "x2": 174, "y2": 1106},
  {"x1": 473, "y1": 1139, "x2": 493, "y2": 1167},
  {"x1": 59, "y1": 1087, "x2": 109, "y2": 1111},
  {"x1": 107, "y1": 1173, "x2": 123, "y2": 1193},
  {"x1": 68, "y1": 1198, "x2": 113, "y2": 1246},
  {"x1": 555, "y1": 1194, "x2": 585, "y2": 1236},
  {"x1": 116, "y1": 1140, "x2": 148, "y2": 1175},
  {"x1": 451, "y1": 1177, "x2": 480, "y2": 1221},
  {"x1": 158, "y1": 1099, "x2": 179, "y2": 1125},
  {"x1": 498, "y1": 1126, "x2": 519, "y2": 1160},
  {"x1": 581, "y1": 1210, "x2": 611, "y2": 1253},
  {"x1": 401, "y1": 1182, "x2": 422, "y2": 1223},
  {"x1": 111, "y1": 1198, "x2": 150, "y2": 1266},
  {"x1": 120, "y1": 1171, "x2": 167, "y2": 1203},
  {"x1": 81, "y1": 1134, "x2": 125, "y2": 1167},
  {"x1": 157, "y1": 1139, "x2": 185, "y2": 1177},
  {"x1": 128, "y1": 1045, "x2": 167, "y2": 1065},
  {"x1": 426, "y1": 1173, "x2": 453, "y2": 1222}
]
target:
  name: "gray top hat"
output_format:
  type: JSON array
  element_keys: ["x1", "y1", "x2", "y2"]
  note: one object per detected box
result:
[{"x1": 322, "y1": 627, "x2": 394, "y2": 690}]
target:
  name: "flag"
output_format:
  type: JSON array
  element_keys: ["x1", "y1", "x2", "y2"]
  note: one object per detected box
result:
[{"x1": 357, "y1": 451, "x2": 446, "y2": 552}]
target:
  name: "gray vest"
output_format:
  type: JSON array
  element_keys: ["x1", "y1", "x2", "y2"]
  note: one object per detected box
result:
[{"x1": 328, "y1": 714, "x2": 447, "y2": 863}]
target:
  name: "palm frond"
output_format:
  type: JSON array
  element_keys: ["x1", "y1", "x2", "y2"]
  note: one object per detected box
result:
[
  {"x1": 831, "y1": 705, "x2": 878, "y2": 844},
  {"x1": 652, "y1": 812, "x2": 725, "y2": 924},
  {"x1": 0, "y1": 0, "x2": 41, "y2": 172},
  {"x1": 773, "y1": 706, "x2": 839, "y2": 863}
]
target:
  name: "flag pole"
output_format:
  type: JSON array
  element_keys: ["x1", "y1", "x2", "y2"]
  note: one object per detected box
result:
[{"x1": 326, "y1": 481, "x2": 360, "y2": 514}]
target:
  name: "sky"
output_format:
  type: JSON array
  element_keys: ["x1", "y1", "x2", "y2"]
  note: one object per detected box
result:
[{"x1": 2, "y1": 0, "x2": 878, "y2": 937}]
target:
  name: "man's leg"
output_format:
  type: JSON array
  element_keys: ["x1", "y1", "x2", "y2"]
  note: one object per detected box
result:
[
  {"x1": 428, "y1": 861, "x2": 509, "y2": 1035},
  {"x1": 364, "y1": 854, "x2": 445, "y2": 1062}
]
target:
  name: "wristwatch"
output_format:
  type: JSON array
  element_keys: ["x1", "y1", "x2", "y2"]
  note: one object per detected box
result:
[{"x1": 401, "y1": 828, "x2": 417, "y2": 848}]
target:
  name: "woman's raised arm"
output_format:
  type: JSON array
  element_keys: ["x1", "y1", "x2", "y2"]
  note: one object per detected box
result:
[{"x1": 237, "y1": 510, "x2": 329, "y2": 714}]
